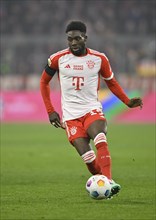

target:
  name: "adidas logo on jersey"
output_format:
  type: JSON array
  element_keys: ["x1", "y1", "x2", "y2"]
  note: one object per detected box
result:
[{"x1": 65, "y1": 64, "x2": 71, "y2": 68}]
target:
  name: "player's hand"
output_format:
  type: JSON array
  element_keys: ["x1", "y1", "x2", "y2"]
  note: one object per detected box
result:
[
  {"x1": 127, "y1": 97, "x2": 143, "y2": 109},
  {"x1": 49, "y1": 111, "x2": 62, "y2": 128}
]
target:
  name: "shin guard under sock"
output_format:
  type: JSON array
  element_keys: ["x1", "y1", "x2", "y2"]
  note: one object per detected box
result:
[
  {"x1": 81, "y1": 150, "x2": 101, "y2": 175},
  {"x1": 94, "y1": 133, "x2": 112, "y2": 179}
]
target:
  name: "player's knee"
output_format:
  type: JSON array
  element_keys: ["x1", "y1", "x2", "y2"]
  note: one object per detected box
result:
[
  {"x1": 81, "y1": 150, "x2": 96, "y2": 164},
  {"x1": 94, "y1": 132, "x2": 107, "y2": 146}
]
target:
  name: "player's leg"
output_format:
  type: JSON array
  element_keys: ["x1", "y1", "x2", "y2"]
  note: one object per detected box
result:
[
  {"x1": 64, "y1": 120, "x2": 101, "y2": 175},
  {"x1": 87, "y1": 119, "x2": 121, "y2": 197},
  {"x1": 72, "y1": 137, "x2": 101, "y2": 175},
  {"x1": 87, "y1": 119, "x2": 112, "y2": 179}
]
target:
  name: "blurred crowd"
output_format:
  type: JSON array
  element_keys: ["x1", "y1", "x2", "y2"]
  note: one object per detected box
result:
[
  {"x1": 0, "y1": 0, "x2": 155, "y2": 91},
  {"x1": 1, "y1": 0, "x2": 155, "y2": 35}
]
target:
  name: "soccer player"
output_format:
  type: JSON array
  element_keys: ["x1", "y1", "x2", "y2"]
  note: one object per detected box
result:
[{"x1": 40, "y1": 21, "x2": 143, "y2": 198}]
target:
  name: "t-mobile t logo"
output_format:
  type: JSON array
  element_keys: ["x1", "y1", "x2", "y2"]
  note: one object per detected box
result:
[{"x1": 72, "y1": 76, "x2": 84, "y2": 90}]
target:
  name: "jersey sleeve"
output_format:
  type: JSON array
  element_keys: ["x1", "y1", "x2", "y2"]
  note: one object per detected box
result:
[
  {"x1": 44, "y1": 52, "x2": 60, "y2": 77},
  {"x1": 100, "y1": 54, "x2": 130, "y2": 105},
  {"x1": 40, "y1": 70, "x2": 55, "y2": 114},
  {"x1": 40, "y1": 53, "x2": 60, "y2": 114},
  {"x1": 105, "y1": 77, "x2": 130, "y2": 105},
  {"x1": 100, "y1": 54, "x2": 114, "y2": 80},
  {"x1": 48, "y1": 53, "x2": 59, "y2": 70}
]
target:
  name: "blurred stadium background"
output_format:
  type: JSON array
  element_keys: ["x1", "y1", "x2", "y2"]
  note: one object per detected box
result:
[{"x1": 0, "y1": 0, "x2": 155, "y2": 123}]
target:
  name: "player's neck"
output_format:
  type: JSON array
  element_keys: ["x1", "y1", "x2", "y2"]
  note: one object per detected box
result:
[
  {"x1": 81, "y1": 48, "x2": 87, "y2": 56},
  {"x1": 73, "y1": 48, "x2": 88, "y2": 57}
]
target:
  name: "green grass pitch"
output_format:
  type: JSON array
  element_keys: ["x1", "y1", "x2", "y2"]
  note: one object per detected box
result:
[{"x1": 0, "y1": 123, "x2": 155, "y2": 220}]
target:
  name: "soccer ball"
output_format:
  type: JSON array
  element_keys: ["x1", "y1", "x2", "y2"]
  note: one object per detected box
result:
[{"x1": 86, "y1": 175, "x2": 111, "y2": 200}]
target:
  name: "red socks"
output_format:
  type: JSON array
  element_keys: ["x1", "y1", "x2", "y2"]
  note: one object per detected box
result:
[
  {"x1": 81, "y1": 133, "x2": 112, "y2": 179},
  {"x1": 94, "y1": 133, "x2": 112, "y2": 179},
  {"x1": 86, "y1": 159, "x2": 101, "y2": 175},
  {"x1": 81, "y1": 150, "x2": 101, "y2": 175}
]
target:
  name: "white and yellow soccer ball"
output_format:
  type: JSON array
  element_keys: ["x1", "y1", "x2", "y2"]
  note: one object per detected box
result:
[{"x1": 86, "y1": 175, "x2": 111, "y2": 200}]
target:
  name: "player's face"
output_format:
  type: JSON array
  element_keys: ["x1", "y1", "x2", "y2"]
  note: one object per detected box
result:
[{"x1": 67, "y1": 31, "x2": 87, "y2": 56}]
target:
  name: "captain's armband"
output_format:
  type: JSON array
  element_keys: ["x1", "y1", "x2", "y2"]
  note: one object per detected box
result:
[{"x1": 45, "y1": 64, "x2": 56, "y2": 77}]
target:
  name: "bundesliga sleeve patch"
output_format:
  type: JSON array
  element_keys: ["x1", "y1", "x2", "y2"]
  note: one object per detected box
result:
[{"x1": 48, "y1": 58, "x2": 51, "y2": 67}]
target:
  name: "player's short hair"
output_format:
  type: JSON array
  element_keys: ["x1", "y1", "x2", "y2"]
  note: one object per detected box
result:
[{"x1": 65, "y1": 21, "x2": 87, "y2": 33}]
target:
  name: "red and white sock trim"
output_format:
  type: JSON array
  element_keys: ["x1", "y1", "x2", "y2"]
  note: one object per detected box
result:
[
  {"x1": 81, "y1": 150, "x2": 96, "y2": 164},
  {"x1": 94, "y1": 132, "x2": 107, "y2": 145}
]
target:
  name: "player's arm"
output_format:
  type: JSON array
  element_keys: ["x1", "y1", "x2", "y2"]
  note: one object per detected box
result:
[
  {"x1": 105, "y1": 77, "x2": 143, "y2": 109},
  {"x1": 100, "y1": 55, "x2": 143, "y2": 109},
  {"x1": 40, "y1": 64, "x2": 62, "y2": 128}
]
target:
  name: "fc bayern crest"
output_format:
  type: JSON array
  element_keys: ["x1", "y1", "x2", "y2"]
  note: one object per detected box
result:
[
  {"x1": 86, "y1": 60, "x2": 95, "y2": 69},
  {"x1": 70, "y1": 126, "x2": 77, "y2": 135}
]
